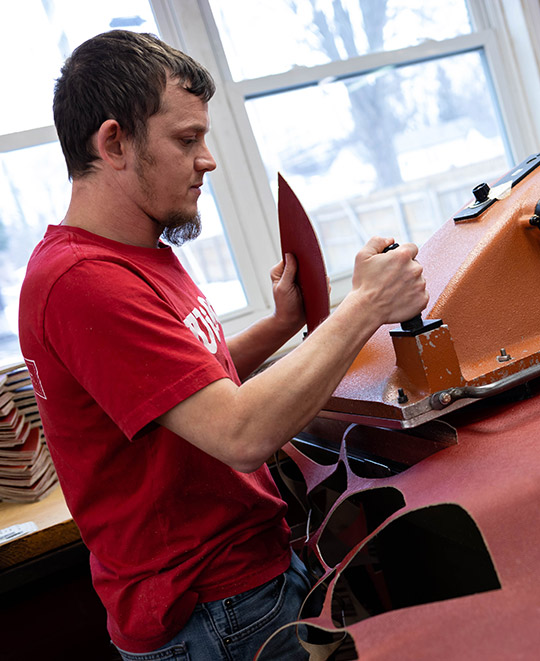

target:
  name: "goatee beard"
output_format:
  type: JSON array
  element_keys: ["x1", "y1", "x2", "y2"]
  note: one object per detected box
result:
[
  {"x1": 157, "y1": 212, "x2": 202, "y2": 246},
  {"x1": 134, "y1": 146, "x2": 202, "y2": 247}
]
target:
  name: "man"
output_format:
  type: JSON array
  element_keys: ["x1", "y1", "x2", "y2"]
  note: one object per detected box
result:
[{"x1": 19, "y1": 30, "x2": 427, "y2": 660}]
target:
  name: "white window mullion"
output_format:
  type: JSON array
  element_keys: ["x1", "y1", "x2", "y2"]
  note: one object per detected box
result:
[
  {"x1": 0, "y1": 126, "x2": 58, "y2": 153},
  {"x1": 234, "y1": 32, "x2": 490, "y2": 98}
]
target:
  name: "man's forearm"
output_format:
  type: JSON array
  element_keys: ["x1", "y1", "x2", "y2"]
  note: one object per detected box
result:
[{"x1": 223, "y1": 291, "x2": 381, "y2": 468}]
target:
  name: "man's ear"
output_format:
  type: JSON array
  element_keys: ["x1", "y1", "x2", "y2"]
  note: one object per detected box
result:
[{"x1": 95, "y1": 119, "x2": 129, "y2": 171}]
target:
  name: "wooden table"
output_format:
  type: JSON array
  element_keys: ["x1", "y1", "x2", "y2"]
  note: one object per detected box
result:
[{"x1": 0, "y1": 485, "x2": 80, "y2": 570}]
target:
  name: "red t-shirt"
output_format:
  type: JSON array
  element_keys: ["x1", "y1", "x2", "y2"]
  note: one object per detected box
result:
[{"x1": 19, "y1": 225, "x2": 291, "y2": 653}]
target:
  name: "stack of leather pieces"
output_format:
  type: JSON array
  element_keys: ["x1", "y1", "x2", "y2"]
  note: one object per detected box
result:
[{"x1": 0, "y1": 362, "x2": 57, "y2": 502}]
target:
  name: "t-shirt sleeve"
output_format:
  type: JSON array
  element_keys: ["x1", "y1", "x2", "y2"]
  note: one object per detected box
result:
[{"x1": 43, "y1": 259, "x2": 231, "y2": 439}]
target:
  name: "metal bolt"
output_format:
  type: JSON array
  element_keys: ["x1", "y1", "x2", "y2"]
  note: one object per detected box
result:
[
  {"x1": 397, "y1": 388, "x2": 408, "y2": 403},
  {"x1": 497, "y1": 348, "x2": 512, "y2": 362},
  {"x1": 438, "y1": 392, "x2": 453, "y2": 406}
]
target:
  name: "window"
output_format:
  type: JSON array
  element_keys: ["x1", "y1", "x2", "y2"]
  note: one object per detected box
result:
[{"x1": 2, "y1": 0, "x2": 540, "y2": 360}]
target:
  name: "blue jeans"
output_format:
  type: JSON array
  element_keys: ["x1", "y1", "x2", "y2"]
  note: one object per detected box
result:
[{"x1": 115, "y1": 553, "x2": 316, "y2": 660}]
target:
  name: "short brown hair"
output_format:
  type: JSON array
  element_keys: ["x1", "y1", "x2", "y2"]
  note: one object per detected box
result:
[{"x1": 53, "y1": 30, "x2": 216, "y2": 179}]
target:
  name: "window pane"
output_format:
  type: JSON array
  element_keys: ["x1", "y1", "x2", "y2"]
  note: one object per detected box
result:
[
  {"x1": 209, "y1": 0, "x2": 472, "y2": 80},
  {"x1": 0, "y1": 0, "x2": 159, "y2": 133},
  {"x1": 0, "y1": 142, "x2": 70, "y2": 360},
  {"x1": 245, "y1": 51, "x2": 509, "y2": 276}
]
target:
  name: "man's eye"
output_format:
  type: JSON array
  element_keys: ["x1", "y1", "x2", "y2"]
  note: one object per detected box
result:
[{"x1": 181, "y1": 137, "x2": 197, "y2": 145}]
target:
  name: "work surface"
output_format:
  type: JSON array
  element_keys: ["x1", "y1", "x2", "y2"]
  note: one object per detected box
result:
[
  {"x1": 0, "y1": 485, "x2": 79, "y2": 571},
  {"x1": 258, "y1": 389, "x2": 540, "y2": 660}
]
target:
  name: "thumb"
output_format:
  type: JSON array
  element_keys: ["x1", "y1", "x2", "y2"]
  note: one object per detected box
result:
[{"x1": 281, "y1": 252, "x2": 298, "y2": 282}]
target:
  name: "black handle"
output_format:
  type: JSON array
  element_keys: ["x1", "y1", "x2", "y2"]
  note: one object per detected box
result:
[{"x1": 381, "y1": 242, "x2": 423, "y2": 331}]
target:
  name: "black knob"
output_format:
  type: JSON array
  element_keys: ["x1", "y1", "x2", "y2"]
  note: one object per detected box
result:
[
  {"x1": 472, "y1": 182, "x2": 490, "y2": 204},
  {"x1": 400, "y1": 316, "x2": 424, "y2": 332},
  {"x1": 382, "y1": 242, "x2": 400, "y2": 253}
]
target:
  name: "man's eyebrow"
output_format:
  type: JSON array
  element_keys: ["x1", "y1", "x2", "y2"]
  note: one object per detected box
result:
[{"x1": 173, "y1": 122, "x2": 210, "y2": 134}]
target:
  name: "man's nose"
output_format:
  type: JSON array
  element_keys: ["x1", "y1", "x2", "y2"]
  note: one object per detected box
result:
[{"x1": 196, "y1": 143, "x2": 217, "y2": 172}]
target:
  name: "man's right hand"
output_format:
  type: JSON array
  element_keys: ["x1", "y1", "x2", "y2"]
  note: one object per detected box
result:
[{"x1": 349, "y1": 236, "x2": 429, "y2": 326}]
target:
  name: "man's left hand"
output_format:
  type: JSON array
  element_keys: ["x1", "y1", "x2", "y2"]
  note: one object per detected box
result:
[{"x1": 270, "y1": 253, "x2": 305, "y2": 335}]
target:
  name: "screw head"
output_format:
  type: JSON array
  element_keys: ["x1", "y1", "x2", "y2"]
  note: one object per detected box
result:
[
  {"x1": 497, "y1": 348, "x2": 512, "y2": 362},
  {"x1": 439, "y1": 392, "x2": 453, "y2": 406}
]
